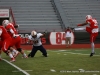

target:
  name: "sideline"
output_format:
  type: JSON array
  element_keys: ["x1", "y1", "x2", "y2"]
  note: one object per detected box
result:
[{"x1": 3, "y1": 59, "x2": 30, "y2": 75}]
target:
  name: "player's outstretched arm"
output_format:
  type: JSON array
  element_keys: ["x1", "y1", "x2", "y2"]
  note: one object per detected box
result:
[{"x1": 77, "y1": 22, "x2": 88, "y2": 26}]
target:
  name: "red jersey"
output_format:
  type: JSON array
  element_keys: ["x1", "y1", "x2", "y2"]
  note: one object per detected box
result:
[
  {"x1": 86, "y1": 18, "x2": 98, "y2": 29},
  {"x1": 0, "y1": 26, "x2": 11, "y2": 41},
  {"x1": 5, "y1": 23, "x2": 18, "y2": 37}
]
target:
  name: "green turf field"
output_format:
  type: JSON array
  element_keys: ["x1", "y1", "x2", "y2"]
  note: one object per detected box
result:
[{"x1": 0, "y1": 48, "x2": 100, "y2": 75}]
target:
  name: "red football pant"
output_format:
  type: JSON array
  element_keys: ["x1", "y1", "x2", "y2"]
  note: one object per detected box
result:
[
  {"x1": 86, "y1": 27, "x2": 98, "y2": 42},
  {"x1": 2, "y1": 37, "x2": 12, "y2": 52},
  {"x1": 11, "y1": 36, "x2": 21, "y2": 49}
]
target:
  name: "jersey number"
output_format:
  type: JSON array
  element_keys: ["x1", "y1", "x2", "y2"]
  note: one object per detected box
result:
[{"x1": 93, "y1": 19, "x2": 98, "y2": 26}]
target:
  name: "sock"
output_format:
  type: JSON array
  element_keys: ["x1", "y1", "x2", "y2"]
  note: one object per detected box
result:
[
  {"x1": 12, "y1": 49, "x2": 18, "y2": 53},
  {"x1": 12, "y1": 51, "x2": 15, "y2": 56},
  {"x1": 91, "y1": 42, "x2": 95, "y2": 53},
  {"x1": 12, "y1": 49, "x2": 19, "y2": 56},
  {"x1": 9, "y1": 53, "x2": 14, "y2": 58},
  {"x1": 75, "y1": 27, "x2": 86, "y2": 30}
]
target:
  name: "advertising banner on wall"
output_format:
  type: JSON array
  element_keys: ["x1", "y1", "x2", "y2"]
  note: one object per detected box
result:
[
  {"x1": 0, "y1": 9, "x2": 9, "y2": 17},
  {"x1": 19, "y1": 32, "x2": 100, "y2": 45},
  {"x1": 49, "y1": 32, "x2": 74, "y2": 45},
  {"x1": 19, "y1": 32, "x2": 74, "y2": 45},
  {"x1": 19, "y1": 33, "x2": 50, "y2": 45}
]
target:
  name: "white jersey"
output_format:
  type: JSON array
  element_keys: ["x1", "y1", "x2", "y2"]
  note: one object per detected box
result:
[
  {"x1": 28, "y1": 33, "x2": 43, "y2": 46},
  {"x1": 65, "y1": 31, "x2": 71, "y2": 37}
]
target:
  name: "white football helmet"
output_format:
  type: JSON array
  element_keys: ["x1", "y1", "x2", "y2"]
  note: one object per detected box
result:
[
  {"x1": 2, "y1": 20, "x2": 9, "y2": 26},
  {"x1": 86, "y1": 15, "x2": 92, "y2": 20},
  {"x1": 31, "y1": 30, "x2": 37, "y2": 36}
]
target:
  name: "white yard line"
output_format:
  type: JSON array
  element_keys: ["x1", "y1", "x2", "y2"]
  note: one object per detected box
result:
[
  {"x1": 3, "y1": 59, "x2": 30, "y2": 75},
  {"x1": 49, "y1": 50, "x2": 100, "y2": 56},
  {"x1": 12, "y1": 70, "x2": 33, "y2": 72},
  {"x1": 50, "y1": 69, "x2": 56, "y2": 72},
  {"x1": 65, "y1": 52, "x2": 100, "y2": 56}
]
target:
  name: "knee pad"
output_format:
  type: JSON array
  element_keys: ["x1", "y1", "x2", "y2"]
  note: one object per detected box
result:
[{"x1": 17, "y1": 48, "x2": 22, "y2": 52}]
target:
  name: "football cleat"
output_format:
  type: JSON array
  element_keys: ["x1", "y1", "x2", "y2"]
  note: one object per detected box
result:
[
  {"x1": 42, "y1": 54, "x2": 48, "y2": 57},
  {"x1": 28, "y1": 53, "x2": 31, "y2": 57},
  {"x1": 10, "y1": 58, "x2": 15, "y2": 62},
  {"x1": 24, "y1": 56, "x2": 28, "y2": 58},
  {"x1": 90, "y1": 53, "x2": 95, "y2": 57},
  {"x1": 22, "y1": 55, "x2": 28, "y2": 58}
]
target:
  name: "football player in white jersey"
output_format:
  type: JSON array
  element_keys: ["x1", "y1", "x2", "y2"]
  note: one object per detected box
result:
[{"x1": 27, "y1": 30, "x2": 47, "y2": 57}]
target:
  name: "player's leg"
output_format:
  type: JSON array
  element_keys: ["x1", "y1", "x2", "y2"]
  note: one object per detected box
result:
[
  {"x1": 9, "y1": 47, "x2": 19, "y2": 58},
  {"x1": 68, "y1": 37, "x2": 71, "y2": 47},
  {"x1": 86, "y1": 27, "x2": 92, "y2": 34},
  {"x1": 17, "y1": 48, "x2": 28, "y2": 58},
  {"x1": 90, "y1": 33, "x2": 98, "y2": 57},
  {"x1": 28, "y1": 45, "x2": 33, "y2": 57},
  {"x1": 29, "y1": 46, "x2": 38, "y2": 57},
  {"x1": 2, "y1": 40, "x2": 15, "y2": 62},
  {"x1": 74, "y1": 27, "x2": 86, "y2": 31},
  {"x1": 15, "y1": 36, "x2": 27, "y2": 58},
  {"x1": 39, "y1": 45, "x2": 47, "y2": 57},
  {"x1": 66, "y1": 37, "x2": 69, "y2": 47}
]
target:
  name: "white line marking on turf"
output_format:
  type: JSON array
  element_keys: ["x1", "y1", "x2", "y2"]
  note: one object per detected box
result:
[
  {"x1": 79, "y1": 69, "x2": 85, "y2": 71},
  {"x1": 66, "y1": 52, "x2": 100, "y2": 56},
  {"x1": 58, "y1": 50, "x2": 66, "y2": 51},
  {"x1": 93, "y1": 74, "x2": 97, "y2": 75},
  {"x1": 3, "y1": 59, "x2": 30, "y2": 75},
  {"x1": 75, "y1": 50, "x2": 86, "y2": 51},
  {"x1": 64, "y1": 54, "x2": 67, "y2": 55},
  {"x1": 12, "y1": 70, "x2": 33, "y2": 72},
  {"x1": 50, "y1": 69, "x2": 56, "y2": 72},
  {"x1": 27, "y1": 51, "x2": 31, "y2": 52},
  {"x1": 49, "y1": 50, "x2": 100, "y2": 56}
]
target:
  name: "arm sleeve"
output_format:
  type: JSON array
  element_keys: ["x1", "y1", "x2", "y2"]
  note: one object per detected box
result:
[
  {"x1": 10, "y1": 29, "x2": 14, "y2": 34},
  {"x1": 0, "y1": 29, "x2": 2, "y2": 36},
  {"x1": 38, "y1": 33, "x2": 43, "y2": 38},
  {"x1": 28, "y1": 35, "x2": 32, "y2": 40}
]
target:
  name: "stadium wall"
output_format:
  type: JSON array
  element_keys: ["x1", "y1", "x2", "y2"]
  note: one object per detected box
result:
[{"x1": 19, "y1": 32, "x2": 100, "y2": 50}]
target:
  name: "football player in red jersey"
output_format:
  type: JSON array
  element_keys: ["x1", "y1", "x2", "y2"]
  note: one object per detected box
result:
[
  {"x1": 0, "y1": 25, "x2": 15, "y2": 62},
  {"x1": 75, "y1": 15, "x2": 99, "y2": 57},
  {"x1": 2, "y1": 20, "x2": 27, "y2": 58}
]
